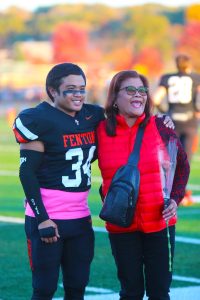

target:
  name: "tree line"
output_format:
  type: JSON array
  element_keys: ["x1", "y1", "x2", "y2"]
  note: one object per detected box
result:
[{"x1": 0, "y1": 3, "x2": 200, "y2": 76}]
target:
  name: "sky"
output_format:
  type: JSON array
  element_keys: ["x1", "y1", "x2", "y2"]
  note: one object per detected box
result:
[{"x1": 0, "y1": 0, "x2": 200, "y2": 11}]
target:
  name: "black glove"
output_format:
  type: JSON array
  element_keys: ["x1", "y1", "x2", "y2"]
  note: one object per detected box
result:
[{"x1": 39, "y1": 226, "x2": 56, "y2": 238}]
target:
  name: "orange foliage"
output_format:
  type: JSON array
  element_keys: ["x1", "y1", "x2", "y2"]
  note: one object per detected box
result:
[
  {"x1": 133, "y1": 48, "x2": 163, "y2": 77},
  {"x1": 52, "y1": 22, "x2": 89, "y2": 63},
  {"x1": 177, "y1": 22, "x2": 200, "y2": 71},
  {"x1": 106, "y1": 47, "x2": 134, "y2": 71}
]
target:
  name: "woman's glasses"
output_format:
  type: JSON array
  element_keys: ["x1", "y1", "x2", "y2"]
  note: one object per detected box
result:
[{"x1": 119, "y1": 86, "x2": 148, "y2": 96}]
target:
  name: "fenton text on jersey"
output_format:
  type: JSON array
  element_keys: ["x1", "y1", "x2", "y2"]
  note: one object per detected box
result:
[{"x1": 63, "y1": 131, "x2": 95, "y2": 147}]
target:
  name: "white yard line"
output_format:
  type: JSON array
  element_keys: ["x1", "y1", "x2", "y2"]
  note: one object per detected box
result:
[
  {"x1": 0, "y1": 216, "x2": 24, "y2": 223},
  {"x1": 188, "y1": 184, "x2": 200, "y2": 191},
  {"x1": 189, "y1": 195, "x2": 200, "y2": 203},
  {"x1": 0, "y1": 216, "x2": 200, "y2": 245},
  {"x1": 0, "y1": 170, "x2": 18, "y2": 176},
  {"x1": 1, "y1": 170, "x2": 200, "y2": 194},
  {"x1": 173, "y1": 275, "x2": 200, "y2": 284},
  {"x1": 1, "y1": 169, "x2": 200, "y2": 193},
  {"x1": 58, "y1": 285, "x2": 113, "y2": 294},
  {"x1": 175, "y1": 236, "x2": 200, "y2": 245},
  {"x1": 54, "y1": 285, "x2": 200, "y2": 300},
  {"x1": 94, "y1": 226, "x2": 200, "y2": 245}
]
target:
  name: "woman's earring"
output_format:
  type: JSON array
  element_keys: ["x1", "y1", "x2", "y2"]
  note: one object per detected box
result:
[{"x1": 113, "y1": 103, "x2": 118, "y2": 109}]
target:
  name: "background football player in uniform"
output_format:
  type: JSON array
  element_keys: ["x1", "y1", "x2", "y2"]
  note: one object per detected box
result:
[
  {"x1": 13, "y1": 62, "x2": 174, "y2": 300},
  {"x1": 153, "y1": 54, "x2": 200, "y2": 203}
]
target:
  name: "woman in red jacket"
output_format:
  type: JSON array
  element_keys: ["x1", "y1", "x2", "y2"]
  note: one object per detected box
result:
[{"x1": 97, "y1": 70, "x2": 190, "y2": 300}]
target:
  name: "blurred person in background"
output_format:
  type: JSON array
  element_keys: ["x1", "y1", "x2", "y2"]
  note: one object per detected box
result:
[
  {"x1": 97, "y1": 70, "x2": 190, "y2": 300},
  {"x1": 153, "y1": 54, "x2": 200, "y2": 204}
]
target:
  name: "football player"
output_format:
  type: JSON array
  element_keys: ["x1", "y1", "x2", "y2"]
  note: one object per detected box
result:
[
  {"x1": 153, "y1": 54, "x2": 200, "y2": 163},
  {"x1": 153, "y1": 54, "x2": 200, "y2": 205},
  {"x1": 13, "y1": 63, "x2": 104, "y2": 300}
]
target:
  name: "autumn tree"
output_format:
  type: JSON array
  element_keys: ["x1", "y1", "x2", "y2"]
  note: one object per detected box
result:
[
  {"x1": 185, "y1": 4, "x2": 200, "y2": 22},
  {"x1": 0, "y1": 6, "x2": 30, "y2": 47},
  {"x1": 124, "y1": 7, "x2": 173, "y2": 61},
  {"x1": 133, "y1": 47, "x2": 163, "y2": 77},
  {"x1": 105, "y1": 46, "x2": 134, "y2": 71},
  {"x1": 52, "y1": 22, "x2": 89, "y2": 63},
  {"x1": 177, "y1": 22, "x2": 200, "y2": 72}
]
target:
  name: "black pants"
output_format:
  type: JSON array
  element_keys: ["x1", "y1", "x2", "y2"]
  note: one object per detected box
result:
[
  {"x1": 109, "y1": 226, "x2": 175, "y2": 300},
  {"x1": 174, "y1": 122, "x2": 198, "y2": 163},
  {"x1": 25, "y1": 216, "x2": 94, "y2": 300}
]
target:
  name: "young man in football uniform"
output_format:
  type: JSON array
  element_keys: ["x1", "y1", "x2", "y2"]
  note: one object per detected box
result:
[
  {"x1": 13, "y1": 63, "x2": 105, "y2": 300},
  {"x1": 13, "y1": 63, "x2": 174, "y2": 300}
]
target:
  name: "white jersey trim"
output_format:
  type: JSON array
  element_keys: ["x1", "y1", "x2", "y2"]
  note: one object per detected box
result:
[{"x1": 16, "y1": 117, "x2": 38, "y2": 140}]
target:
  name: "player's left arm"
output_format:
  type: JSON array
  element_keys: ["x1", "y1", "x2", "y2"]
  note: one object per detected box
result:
[
  {"x1": 153, "y1": 86, "x2": 166, "y2": 106},
  {"x1": 20, "y1": 141, "x2": 60, "y2": 243}
]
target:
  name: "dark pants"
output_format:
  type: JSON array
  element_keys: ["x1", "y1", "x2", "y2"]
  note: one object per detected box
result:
[
  {"x1": 174, "y1": 122, "x2": 198, "y2": 163},
  {"x1": 25, "y1": 216, "x2": 94, "y2": 300},
  {"x1": 109, "y1": 226, "x2": 175, "y2": 300}
]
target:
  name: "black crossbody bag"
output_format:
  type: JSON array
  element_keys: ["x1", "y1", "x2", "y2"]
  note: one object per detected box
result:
[{"x1": 99, "y1": 125, "x2": 145, "y2": 227}]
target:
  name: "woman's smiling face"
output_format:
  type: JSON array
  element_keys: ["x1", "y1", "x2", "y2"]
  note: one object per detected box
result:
[{"x1": 116, "y1": 77, "x2": 147, "y2": 121}]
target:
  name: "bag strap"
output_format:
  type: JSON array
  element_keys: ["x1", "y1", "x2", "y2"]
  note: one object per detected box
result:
[{"x1": 127, "y1": 125, "x2": 145, "y2": 166}]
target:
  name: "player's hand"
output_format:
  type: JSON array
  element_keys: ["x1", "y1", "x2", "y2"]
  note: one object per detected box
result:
[
  {"x1": 162, "y1": 199, "x2": 177, "y2": 222},
  {"x1": 157, "y1": 113, "x2": 175, "y2": 129},
  {"x1": 38, "y1": 219, "x2": 60, "y2": 243}
]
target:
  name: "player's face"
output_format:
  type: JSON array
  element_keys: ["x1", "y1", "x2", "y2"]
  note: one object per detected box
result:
[
  {"x1": 53, "y1": 75, "x2": 86, "y2": 116},
  {"x1": 116, "y1": 77, "x2": 147, "y2": 120}
]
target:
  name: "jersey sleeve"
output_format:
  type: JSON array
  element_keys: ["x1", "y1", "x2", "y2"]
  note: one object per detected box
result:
[{"x1": 13, "y1": 108, "x2": 42, "y2": 143}]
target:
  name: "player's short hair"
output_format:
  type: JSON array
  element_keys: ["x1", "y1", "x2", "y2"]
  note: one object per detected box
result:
[
  {"x1": 46, "y1": 63, "x2": 86, "y2": 101},
  {"x1": 175, "y1": 54, "x2": 191, "y2": 73}
]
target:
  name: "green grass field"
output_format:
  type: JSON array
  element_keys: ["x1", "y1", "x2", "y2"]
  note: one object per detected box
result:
[{"x1": 0, "y1": 114, "x2": 200, "y2": 299}]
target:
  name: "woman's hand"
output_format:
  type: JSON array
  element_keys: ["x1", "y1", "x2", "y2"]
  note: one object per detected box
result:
[
  {"x1": 162, "y1": 199, "x2": 177, "y2": 222},
  {"x1": 38, "y1": 219, "x2": 60, "y2": 243}
]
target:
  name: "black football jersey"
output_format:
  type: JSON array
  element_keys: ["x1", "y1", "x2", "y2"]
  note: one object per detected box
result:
[
  {"x1": 13, "y1": 101, "x2": 105, "y2": 192},
  {"x1": 159, "y1": 72, "x2": 200, "y2": 125}
]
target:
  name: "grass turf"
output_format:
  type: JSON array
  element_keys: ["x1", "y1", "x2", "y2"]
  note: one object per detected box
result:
[{"x1": 0, "y1": 115, "x2": 200, "y2": 299}]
